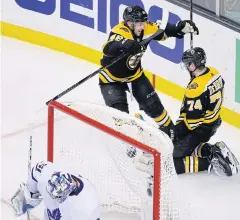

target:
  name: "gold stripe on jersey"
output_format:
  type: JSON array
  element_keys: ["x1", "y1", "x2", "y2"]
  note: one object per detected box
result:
[
  {"x1": 102, "y1": 22, "x2": 134, "y2": 52},
  {"x1": 154, "y1": 110, "x2": 171, "y2": 126},
  {"x1": 176, "y1": 113, "x2": 185, "y2": 124},
  {"x1": 203, "y1": 109, "x2": 221, "y2": 123},
  {"x1": 111, "y1": 22, "x2": 134, "y2": 39},
  {"x1": 144, "y1": 22, "x2": 168, "y2": 41},
  {"x1": 183, "y1": 117, "x2": 204, "y2": 130},
  {"x1": 185, "y1": 67, "x2": 220, "y2": 99},
  {"x1": 99, "y1": 67, "x2": 143, "y2": 83},
  {"x1": 178, "y1": 111, "x2": 220, "y2": 130},
  {"x1": 99, "y1": 74, "x2": 108, "y2": 83}
]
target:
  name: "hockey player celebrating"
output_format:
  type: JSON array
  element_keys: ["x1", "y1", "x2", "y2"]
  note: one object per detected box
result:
[
  {"x1": 131, "y1": 47, "x2": 239, "y2": 196},
  {"x1": 99, "y1": 5, "x2": 199, "y2": 132},
  {"x1": 11, "y1": 161, "x2": 100, "y2": 220},
  {"x1": 161, "y1": 47, "x2": 239, "y2": 176}
]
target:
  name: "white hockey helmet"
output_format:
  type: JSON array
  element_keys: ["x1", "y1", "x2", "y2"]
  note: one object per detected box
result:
[{"x1": 46, "y1": 171, "x2": 76, "y2": 203}]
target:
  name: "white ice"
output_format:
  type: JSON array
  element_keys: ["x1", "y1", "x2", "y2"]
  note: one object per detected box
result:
[{"x1": 1, "y1": 37, "x2": 240, "y2": 220}]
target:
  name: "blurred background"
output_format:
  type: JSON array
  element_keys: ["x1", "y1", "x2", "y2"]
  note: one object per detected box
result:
[{"x1": 168, "y1": 0, "x2": 240, "y2": 29}]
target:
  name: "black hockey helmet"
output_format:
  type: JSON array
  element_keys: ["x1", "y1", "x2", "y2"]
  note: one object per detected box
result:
[
  {"x1": 182, "y1": 47, "x2": 207, "y2": 70},
  {"x1": 123, "y1": 5, "x2": 148, "y2": 23}
]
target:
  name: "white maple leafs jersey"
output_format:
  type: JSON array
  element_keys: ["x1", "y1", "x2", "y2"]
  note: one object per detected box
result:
[{"x1": 27, "y1": 161, "x2": 100, "y2": 220}]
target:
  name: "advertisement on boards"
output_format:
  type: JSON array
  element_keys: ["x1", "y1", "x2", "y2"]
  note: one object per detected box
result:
[{"x1": 2, "y1": 0, "x2": 240, "y2": 118}]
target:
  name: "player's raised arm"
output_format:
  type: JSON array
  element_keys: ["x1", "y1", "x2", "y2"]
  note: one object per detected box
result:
[{"x1": 143, "y1": 17, "x2": 199, "y2": 41}]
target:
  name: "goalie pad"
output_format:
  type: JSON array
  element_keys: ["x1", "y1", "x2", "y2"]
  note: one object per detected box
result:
[
  {"x1": 133, "y1": 152, "x2": 154, "y2": 197},
  {"x1": 134, "y1": 152, "x2": 154, "y2": 175},
  {"x1": 11, "y1": 183, "x2": 42, "y2": 216}
]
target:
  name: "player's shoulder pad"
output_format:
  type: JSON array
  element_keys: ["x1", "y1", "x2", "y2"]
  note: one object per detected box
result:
[
  {"x1": 111, "y1": 22, "x2": 134, "y2": 39},
  {"x1": 144, "y1": 21, "x2": 159, "y2": 37},
  {"x1": 185, "y1": 67, "x2": 220, "y2": 98}
]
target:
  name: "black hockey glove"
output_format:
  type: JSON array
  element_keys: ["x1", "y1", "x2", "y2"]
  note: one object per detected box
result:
[
  {"x1": 176, "y1": 20, "x2": 199, "y2": 36},
  {"x1": 121, "y1": 39, "x2": 142, "y2": 54},
  {"x1": 159, "y1": 125, "x2": 177, "y2": 143}
]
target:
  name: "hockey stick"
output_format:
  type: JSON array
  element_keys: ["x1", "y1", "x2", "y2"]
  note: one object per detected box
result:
[
  {"x1": 46, "y1": 28, "x2": 165, "y2": 105},
  {"x1": 28, "y1": 134, "x2": 33, "y2": 177},
  {"x1": 190, "y1": 0, "x2": 193, "y2": 49},
  {"x1": 26, "y1": 126, "x2": 33, "y2": 220}
]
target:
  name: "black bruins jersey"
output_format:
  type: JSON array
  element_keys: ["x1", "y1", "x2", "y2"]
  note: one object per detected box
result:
[
  {"x1": 100, "y1": 21, "x2": 167, "y2": 84},
  {"x1": 176, "y1": 67, "x2": 224, "y2": 136}
]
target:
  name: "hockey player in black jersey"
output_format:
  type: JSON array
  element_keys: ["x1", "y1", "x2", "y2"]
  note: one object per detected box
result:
[
  {"x1": 130, "y1": 47, "x2": 239, "y2": 197},
  {"x1": 161, "y1": 47, "x2": 239, "y2": 177},
  {"x1": 100, "y1": 5, "x2": 199, "y2": 131}
]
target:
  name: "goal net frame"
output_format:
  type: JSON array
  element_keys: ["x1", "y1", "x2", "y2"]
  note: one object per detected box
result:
[{"x1": 47, "y1": 100, "x2": 161, "y2": 220}]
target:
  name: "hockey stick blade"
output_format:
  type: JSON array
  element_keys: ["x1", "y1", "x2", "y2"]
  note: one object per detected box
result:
[{"x1": 46, "y1": 28, "x2": 164, "y2": 105}]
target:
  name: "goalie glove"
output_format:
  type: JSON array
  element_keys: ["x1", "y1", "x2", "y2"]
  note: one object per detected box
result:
[{"x1": 11, "y1": 183, "x2": 42, "y2": 217}]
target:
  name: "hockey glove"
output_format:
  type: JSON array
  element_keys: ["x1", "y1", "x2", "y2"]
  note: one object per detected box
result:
[
  {"x1": 121, "y1": 39, "x2": 143, "y2": 54},
  {"x1": 11, "y1": 183, "x2": 42, "y2": 217},
  {"x1": 159, "y1": 125, "x2": 177, "y2": 143},
  {"x1": 176, "y1": 20, "x2": 199, "y2": 36}
]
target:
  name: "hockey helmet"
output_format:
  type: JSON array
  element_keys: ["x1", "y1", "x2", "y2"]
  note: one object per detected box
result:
[
  {"x1": 181, "y1": 47, "x2": 207, "y2": 70},
  {"x1": 46, "y1": 171, "x2": 76, "y2": 203},
  {"x1": 123, "y1": 5, "x2": 148, "y2": 23}
]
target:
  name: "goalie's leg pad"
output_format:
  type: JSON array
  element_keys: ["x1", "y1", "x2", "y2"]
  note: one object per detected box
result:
[
  {"x1": 11, "y1": 183, "x2": 42, "y2": 216},
  {"x1": 134, "y1": 152, "x2": 154, "y2": 175},
  {"x1": 133, "y1": 152, "x2": 154, "y2": 197}
]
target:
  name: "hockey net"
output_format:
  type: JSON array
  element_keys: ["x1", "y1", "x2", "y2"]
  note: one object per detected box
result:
[{"x1": 47, "y1": 100, "x2": 193, "y2": 220}]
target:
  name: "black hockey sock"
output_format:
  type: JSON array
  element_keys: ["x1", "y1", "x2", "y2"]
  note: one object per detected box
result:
[{"x1": 174, "y1": 156, "x2": 210, "y2": 174}]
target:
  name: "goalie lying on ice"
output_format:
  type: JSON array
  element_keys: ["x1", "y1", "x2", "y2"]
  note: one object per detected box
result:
[{"x1": 11, "y1": 161, "x2": 100, "y2": 220}]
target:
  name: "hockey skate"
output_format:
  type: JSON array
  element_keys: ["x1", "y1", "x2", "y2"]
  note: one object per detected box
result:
[{"x1": 208, "y1": 141, "x2": 239, "y2": 177}]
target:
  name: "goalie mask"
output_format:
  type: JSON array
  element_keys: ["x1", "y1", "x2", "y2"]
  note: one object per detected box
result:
[{"x1": 46, "y1": 172, "x2": 76, "y2": 203}]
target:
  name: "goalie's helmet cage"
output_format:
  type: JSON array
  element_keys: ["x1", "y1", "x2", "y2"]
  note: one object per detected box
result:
[
  {"x1": 46, "y1": 101, "x2": 194, "y2": 220},
  {"x1": 46, "y1": 171, "x2": 75, "y2": 203}
]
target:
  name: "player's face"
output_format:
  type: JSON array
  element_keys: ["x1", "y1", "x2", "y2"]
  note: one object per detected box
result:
[
  {"x1": 133, "y1": 22, "x2": 145, "y2": 36},
  {"x1": 187, "y1": 63, "x2": 196, "y2": 72}
]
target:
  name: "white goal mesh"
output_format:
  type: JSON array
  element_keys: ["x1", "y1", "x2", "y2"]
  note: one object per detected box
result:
[{"x1": 46, "y1": 100, "x2": 193, "y2": 220}]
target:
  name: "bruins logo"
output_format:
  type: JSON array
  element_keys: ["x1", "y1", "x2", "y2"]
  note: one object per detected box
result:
[
  {"x1": 188, "y1": 82, "x2": 198, "y2": 90},
  {"x1": 126, "y1": 53, "x2": 143, "y2": 70}
]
